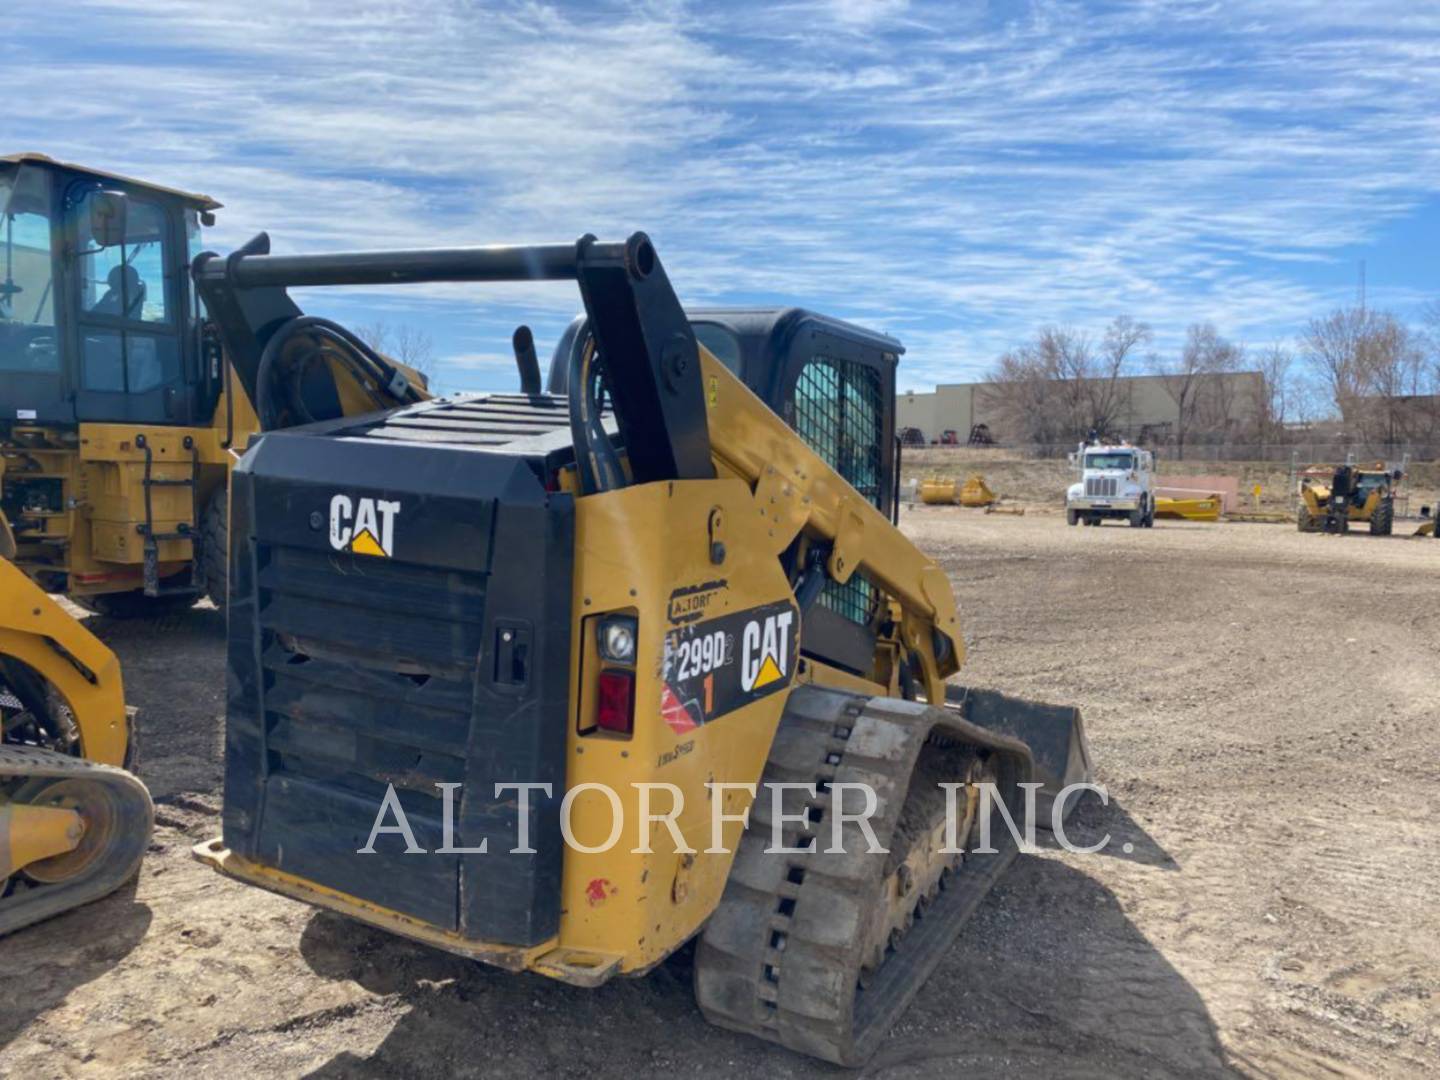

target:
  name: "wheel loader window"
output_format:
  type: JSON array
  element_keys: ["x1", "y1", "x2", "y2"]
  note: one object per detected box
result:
[
  {"x1": 78, "y1": 197, "x2": 170, "y2": 325},
  {"x1": 0, "y1": 164, "x2": 60, "y2": 370}
]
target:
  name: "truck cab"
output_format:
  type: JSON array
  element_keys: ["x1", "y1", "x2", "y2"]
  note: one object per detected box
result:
[{"x1": 1066, "y1": 442, "x2": 1155, "y2": 527}]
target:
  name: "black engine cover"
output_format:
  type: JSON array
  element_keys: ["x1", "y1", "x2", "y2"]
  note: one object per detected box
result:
[{"x1": 222, "y1": 394, "x2": 575, "y2": 945}]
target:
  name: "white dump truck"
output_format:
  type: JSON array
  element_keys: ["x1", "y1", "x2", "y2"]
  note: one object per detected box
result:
[{"x1": 1066, "y1": 442, "x2": 1155, "y2": 527}]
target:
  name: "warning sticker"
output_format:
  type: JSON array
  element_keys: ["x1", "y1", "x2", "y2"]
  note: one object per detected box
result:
[{"x1": 660, "y1": 600, "x2": 800, "y2": 733}]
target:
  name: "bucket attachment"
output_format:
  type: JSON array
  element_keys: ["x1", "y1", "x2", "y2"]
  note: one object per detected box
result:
[{"x1": 944, "y1": 684, "x2": 1093, "y2": 830}]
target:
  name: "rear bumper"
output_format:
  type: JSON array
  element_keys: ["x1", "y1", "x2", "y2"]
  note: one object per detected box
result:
[{"x1": 192, "y1": 838, "x2": 623, "y2": 987}]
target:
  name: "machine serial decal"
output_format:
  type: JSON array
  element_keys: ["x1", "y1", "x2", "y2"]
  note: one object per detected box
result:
[
  {"x1": 660, "y1": 600, "x2": 799, "y2": 733},
  {"x1": 666, "y1": 579, "x2": 728, "y2": 625},
  {"x1": 328, "y1": 494, "x2": 401, "y2": 558}
]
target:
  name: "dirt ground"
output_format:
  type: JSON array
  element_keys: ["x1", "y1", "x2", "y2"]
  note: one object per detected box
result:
[{"x1": 3, "y1": 512, "x2": 1438, "y2": 1078}]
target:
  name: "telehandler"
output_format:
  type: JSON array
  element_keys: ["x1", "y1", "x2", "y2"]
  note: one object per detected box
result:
[
  {"x1": 191, "y1": 232, "x2": 1090, "y2": 1064},
  {"x1": 1297, "y1": 462, "x2": 1401, "y2": 535}
]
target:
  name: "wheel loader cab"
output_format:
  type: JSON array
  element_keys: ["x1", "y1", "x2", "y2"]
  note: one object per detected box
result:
[{"x1": 0, "y1": 154, "x2": 219, "y2": 428}]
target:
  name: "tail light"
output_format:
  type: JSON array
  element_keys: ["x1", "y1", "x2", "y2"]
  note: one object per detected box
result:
[{"x1": 596, "y1": 669, "x2": 635, "y2": 734}]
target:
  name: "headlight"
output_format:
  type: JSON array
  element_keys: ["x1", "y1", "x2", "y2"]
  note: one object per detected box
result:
[{"x1": 598, "y1": 616, "x2": 638, "y2": 664}]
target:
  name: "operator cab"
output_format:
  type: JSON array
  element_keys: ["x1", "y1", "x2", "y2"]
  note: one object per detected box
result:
[
  {"x1": 549, "y1": 307, "x2": 902, "y2": 676},
  {"x1": 0, "y1": 153, "x2": 219, "y2": 428},
  {"x1": 548, "y1": 307, "x2": 902, "y2": 513}
]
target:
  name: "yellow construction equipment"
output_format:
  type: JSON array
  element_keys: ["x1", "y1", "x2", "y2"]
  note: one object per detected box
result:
[
  {"x1": 1, "y1": 528, "x2": 152, "y2": 934},
  {"x1": 1154, "y1": 494, "x2": 1222, "y2": 522},
  {"x1": 1297, "y1": 462, "x2": 1401, "y2": 536},
  {"x1": 918, "y1": 475, "x2": 958, "y2": 504},
  {"x1": 191, "y1": 233, "x2": 1090, "y2": 1065},
  {"x1": 1, "y1": 153, "x2": 430, "y2": 616},
  {"x1": 918, "y1": 473, "x2": 995, "y2": 507},
  {"x1": 958, "y1": 473, "x2": 996, "y2": 507}
]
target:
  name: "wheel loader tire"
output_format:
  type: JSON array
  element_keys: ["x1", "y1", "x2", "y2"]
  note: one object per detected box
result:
[
  {"x1": 1066, "y1": 508, "x2": 1079, "y2": 526},
  {"x1": 1297, "y1": 506, "x2": 1314, "y2": 533},
  {"x1": 201, "y1": 486, "x2": 228, "y2": 610},
  {"x1": 73, "y1": 582, "x2": 196, "y2": 620},
  {"x1": 694, "y1": 686, "x2": 1033, "y2": 1066},
  {"x1": 1370, "y1": 499, "x2": 1393, "y2": 537}
]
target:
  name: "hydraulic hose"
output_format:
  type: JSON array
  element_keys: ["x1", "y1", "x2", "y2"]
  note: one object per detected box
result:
[
  {"x1": 255, "y1": 315, "x2": 421, "y2": 431},
  {"x1": 566, "y1": 333, "x2": 626, "y2": 493}
]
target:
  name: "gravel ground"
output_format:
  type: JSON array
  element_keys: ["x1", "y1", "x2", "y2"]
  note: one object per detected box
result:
[{"x1": 3, "y1": 510, "x2": 1437, "y2": 1078}]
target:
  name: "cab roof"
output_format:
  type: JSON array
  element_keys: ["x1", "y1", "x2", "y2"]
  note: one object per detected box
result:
[{"x1": 1, "y1": 152, "x2": 222, "y2": 211}]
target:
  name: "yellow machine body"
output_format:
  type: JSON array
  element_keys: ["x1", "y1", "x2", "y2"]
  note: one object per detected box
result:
[
  {"x1": 958, "y1": 474, "x2": 996, "y2": 507},
  {"x1": 198, "y1": 348, "x2": 962, "y2": 978},
  {"x1": 1154, "y1": 494, "x2": 1222, "y2": 522},
  {"x1": 189, "y1": 235, "x2": 1089, "y2": 1064},
  {"x1": 0, "y1": 552, "x2": 154, "y2": 933}
]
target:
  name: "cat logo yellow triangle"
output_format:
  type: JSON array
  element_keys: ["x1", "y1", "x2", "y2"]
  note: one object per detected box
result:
[
  {"x1": 349, "y1": 528, "x2": 387, "y2": 557},
  {"x1": 752, "y1": 652, "x2": 783, "y2": 689}
]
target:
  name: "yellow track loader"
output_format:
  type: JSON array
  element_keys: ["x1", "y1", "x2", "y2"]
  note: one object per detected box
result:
[
  {"x1": 1, "y1": 521, "x2": 152, "y2": 934},
  {"x1": 191, "y1": 233, "x2": 1091, "y2": 1065}
]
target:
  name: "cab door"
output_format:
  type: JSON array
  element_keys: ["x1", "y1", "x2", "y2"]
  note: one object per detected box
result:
[
  {"x1": 0, "y1": 162, "x2": 73, "y2": 425},
  {"x1": 69, "y1": 188, "x2": 198, "y2": 425}
]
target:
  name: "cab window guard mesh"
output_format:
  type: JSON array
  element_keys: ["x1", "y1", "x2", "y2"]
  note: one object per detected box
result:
[{"x1": 792, "y1": 355, "x2": 883, "y2": 625}]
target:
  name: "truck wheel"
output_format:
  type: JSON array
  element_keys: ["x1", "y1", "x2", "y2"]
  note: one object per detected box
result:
[
  {"x1": 201, "y1": 486, "x2": 229, "y2": 611},
  {"x1": 1370, "y1": 499, "x2": 1393, "y2": 537},
  {"x1": 1066, "y1": 509, "x2": 1079, "y2": 526},
  {"x1": 1129, "y1": 504, "x2": 1145, "y2": 528}
]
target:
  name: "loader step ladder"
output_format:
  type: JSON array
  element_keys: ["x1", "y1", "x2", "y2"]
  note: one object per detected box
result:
[{"x1": 134, "y1": 434, "x2": 203, "y2": 598}]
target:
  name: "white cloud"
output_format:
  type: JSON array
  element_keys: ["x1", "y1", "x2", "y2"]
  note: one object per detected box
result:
[{"x1": 6, "y1": 0, "x2": 1438, "y2": 391}]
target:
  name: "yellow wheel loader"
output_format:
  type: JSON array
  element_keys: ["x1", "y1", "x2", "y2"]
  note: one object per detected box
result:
[
  {"x1": 1, "y1": 155, "x2": 427, "y2": 617},
  {"x1": 1, "y1": 518, "x2": 152, "y2": 934},
  {"x1": 1297, "y1": 462, "x2": 1401, "y2": 536},
  {"x1": 190, "y1": 234, "x2": 1090, "y2": 1065}
]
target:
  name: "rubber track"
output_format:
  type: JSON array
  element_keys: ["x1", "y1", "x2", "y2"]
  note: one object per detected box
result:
[
  {"x1": 0, "y1": 745, "x2": 154, "y2": 936},
  {"x1": 694, "y1": 685, "x2": 1032, "y2": 1065}
]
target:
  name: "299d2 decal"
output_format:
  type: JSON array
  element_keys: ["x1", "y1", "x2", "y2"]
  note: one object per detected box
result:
[{"x1": 660, "y1": 600, "x2": 800, "y2": 734}]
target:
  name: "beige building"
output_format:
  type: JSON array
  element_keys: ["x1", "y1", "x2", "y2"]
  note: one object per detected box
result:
[{"x1": 899, "y1": 371, "x2": 1264, "y2": 446}]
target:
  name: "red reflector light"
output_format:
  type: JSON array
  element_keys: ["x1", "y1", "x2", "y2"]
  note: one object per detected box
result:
[{"x1": 596, "y1": 669, "x2": 635, "y2": 734}]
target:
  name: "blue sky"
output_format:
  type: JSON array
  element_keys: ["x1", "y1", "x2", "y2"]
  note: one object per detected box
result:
[{"x1": 6, "y1": 0, "x2": 1438, "y2": 392}]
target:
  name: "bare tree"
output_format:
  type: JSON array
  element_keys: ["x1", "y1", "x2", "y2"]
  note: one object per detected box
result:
[
  {"x1": 984, "y1": 320, "x2": 1151, "y2": 447},
  {"x1": 355, "y1": 319, "x2": 437, "y2": 385},
  {"x1": 1151, "y1": 322, "x2": 1241, "y2": 459},
  {"x1": 1251, "y1": 342, "x2": 1293, "y2": 444},
  {"x1": 981, "y1": 344, "x2": 1065, "y2": 446},
  {"x1": 1090, "y1": 316, "x2": 1150, "y2": 435},
  {"x1": 1303, "y1": 306, "x2": 1425, "y2": 446}
]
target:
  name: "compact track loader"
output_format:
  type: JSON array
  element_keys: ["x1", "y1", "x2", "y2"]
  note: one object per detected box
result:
[
  {"x1": 1, "y1": 525, "x2": 152, "y2": 934},
  {"x1": 192, "y1": 233, "x2": 1091, "y2": 1064}
]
